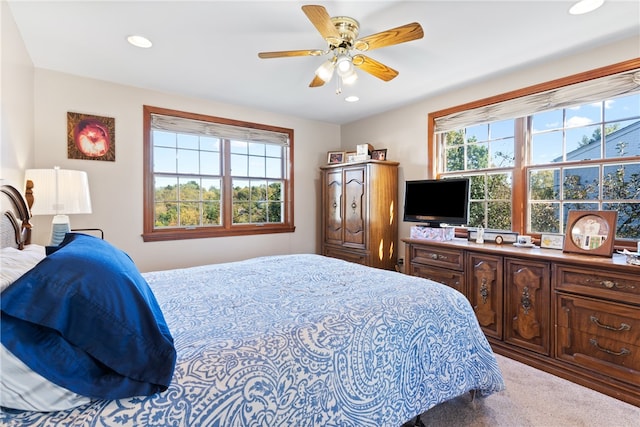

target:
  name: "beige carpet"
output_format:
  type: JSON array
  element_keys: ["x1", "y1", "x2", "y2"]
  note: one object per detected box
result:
[{"x1": 409, "y1": 354, "x2": 640, "y2": 427}]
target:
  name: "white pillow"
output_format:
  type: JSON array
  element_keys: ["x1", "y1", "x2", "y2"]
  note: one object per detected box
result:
[
  {"x1": 0, "y1": 344, "x2": 91, "y2": 411},
  {"x1": 0, "y1": 245, "x2": 46, "y2": 292}
]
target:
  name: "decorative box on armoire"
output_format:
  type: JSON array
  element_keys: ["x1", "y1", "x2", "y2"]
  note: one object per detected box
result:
[{"x1": 320, "y1": 160, "x2": 399, "y2": 270}]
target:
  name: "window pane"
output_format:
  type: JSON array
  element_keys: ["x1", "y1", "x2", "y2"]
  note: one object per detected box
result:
[
  {"x1": 466, "y1": 124, "x2": 488, "y2": 141},
  {"x1": 604, "y1": 202, "x2": 640, "y2": 239},
  {"x1": 231, "y1": 140, "x2": 247, "y2": 154},
  {"x1": 155, "y1": 202, "x2": 177, "y2": 227},
  {"x1": 268, "y1": 181, "x2": 283, "y2": 201},
  {"x1": 200, "y1": 136, "x2": 220, "y2": 152},
  {"x1": 531, "y1": 131, "x2": 563, "y2": 165},
  {"x1": 445, "y1": 145, "x2": 465, "y2": 172},
  {"x1": 487, "y1": 173, "x2": 511, "y2": 200},
  {"x1": 200, "y1": 151, "x2": 220, "y2": 176},
  {"x1": 530, "y1": 202, "x2": 560, "y2": 234},
  {"x1": 467, "y1": 142, "x2": 489, "y2": 170},
  {"x1": 490, "y1": 137, "x2": 514, "y2": 168},
  {"x1": 231, "y1": 153, "x2": 248, "y2": 176},
  {"x1": 529, "y1": 169, "x2": 560, "y2": 201},
  {"x1": 249, "y1": 156, "x2": 266, "y2": 177},
  {"x1": 177, "y1": 149, "x2": 199, "y2": 174},
  {"x1": 604, "y1": 119, "x2": 639, "y2": 158},
  {"x1": 468, "y1": 201, "x2": 485, "y2": 228},
  {"x1": 155, "y1": 176, "x2": 177, "y2": 201},
  {"x1": 490, "y1": 119, "x2": 514, "y2": 139},
  {"x1": 153, "y1": 130, "x2": 176, "y2": 148},
  {"x1": 566, "y1": 125, "x2": 601, "y2": 160},
  {"x1": 154, "y1": 147, "x2": 177, "y2": 173},
  {"x1": 266, "y1": 157, "x2": 282, "y2": 178},
  {"x1": 604, "y1": 93, "x2": 640, "y2": 121},
  {"x1": 565, "y1": 103, "x2": 601, "y2": 128},
  {"x1": 603, "y1": 162, "x2": 640, "y2": 199},
  {"x1": 249, "y1": 142, "x2": 265, "y2": 156},
  {"x1": 563, "y1": 166, "x2": 599, "y2": 200},
  {"x1": 486, "y1": 201, "x2": 511, "y2": 230},
  {"x1": 266, "y1": 144, "x2": 282, "y2": 157},
  {"x1": 251, "y1": 180, "x2": 267, "y2": 201},
  {"x1": 177, "y1": 133, "x2": 198, "y2": 149}
]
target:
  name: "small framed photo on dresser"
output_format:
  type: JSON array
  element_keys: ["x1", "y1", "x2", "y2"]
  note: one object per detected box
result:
[
  {"x1": 371, "y1": 149, "x2": 387, "y2": 160},
  {"x1": 540, "y1": 233, "x2": 564, "y2": 250},
  {"x1": 327, "y1": 151, "x2": 345, "y2": 164}
]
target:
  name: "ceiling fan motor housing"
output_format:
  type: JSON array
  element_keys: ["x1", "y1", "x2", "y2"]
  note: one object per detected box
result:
[{"x1": 329, "y1": 16, "x2": 360, "y2": 49}]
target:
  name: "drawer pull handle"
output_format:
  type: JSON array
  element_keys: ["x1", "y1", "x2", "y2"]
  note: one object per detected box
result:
[
  {"x1": 601, "y1": 280, "x2": 616, "y2": 289},
  {"x1": 589, "y1": 338, "x2": 630, "y2": 357},
  {"x1": 430, "y1": 253, "x2": 438, "y2": 260},
  {"x1": 589, "y1": 315, "x2": 631, "y2": 332}
]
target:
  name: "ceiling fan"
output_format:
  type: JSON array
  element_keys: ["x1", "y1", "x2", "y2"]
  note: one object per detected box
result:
[{"x1": 258, "y1": 5, "x2": 424, "y2": 92}]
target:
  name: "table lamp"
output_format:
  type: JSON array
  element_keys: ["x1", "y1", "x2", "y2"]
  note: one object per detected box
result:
[{"x1": 24, "y1": 167, "x2": 92, "y2": 246}]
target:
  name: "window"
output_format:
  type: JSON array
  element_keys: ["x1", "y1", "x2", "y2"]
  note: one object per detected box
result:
[
  {"x1": 142, "y1": 106, "x2": 294, "y2": 242},
  {"x1": 430, "y1": 59, "x2": 640, "y2": 247}
]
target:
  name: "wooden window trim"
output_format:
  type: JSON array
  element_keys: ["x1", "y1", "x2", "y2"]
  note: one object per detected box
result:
[{"x1": 142, "y1": 105, "x2": 295, "y2": 242}]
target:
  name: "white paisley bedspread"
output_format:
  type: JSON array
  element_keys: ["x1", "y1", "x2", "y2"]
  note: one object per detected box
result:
[{"x1": 1, "y1": 254, "x2": 504, "y2": 426}]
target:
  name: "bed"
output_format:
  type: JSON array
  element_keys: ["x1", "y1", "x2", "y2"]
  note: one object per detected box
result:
[{"x1": 0, "y1": 184, "x2": 504, "y2": 426}]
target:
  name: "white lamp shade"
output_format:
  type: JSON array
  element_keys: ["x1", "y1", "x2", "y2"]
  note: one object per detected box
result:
[{"x1": 24, "y1": 168, "x2": 92, "y2": 215}]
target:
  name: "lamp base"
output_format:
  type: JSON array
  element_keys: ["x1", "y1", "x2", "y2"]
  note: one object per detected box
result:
[{"x1": 50, "y1": 215, "x2": 71, "y2": 246}]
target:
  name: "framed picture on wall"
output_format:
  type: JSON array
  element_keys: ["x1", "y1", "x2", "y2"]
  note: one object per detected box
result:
[{"x1": 67, "y1": 112, "x2": 116, "y2": 162}]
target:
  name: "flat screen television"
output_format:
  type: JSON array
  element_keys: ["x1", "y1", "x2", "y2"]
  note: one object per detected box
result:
[{"x1": 403, "y1": 178, "x2": 470, "y2": 227}]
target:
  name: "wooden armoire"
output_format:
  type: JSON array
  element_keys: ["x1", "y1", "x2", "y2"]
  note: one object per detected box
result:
[{"x1": 320, "y1": 160, "x2": 399, "y2": 270}]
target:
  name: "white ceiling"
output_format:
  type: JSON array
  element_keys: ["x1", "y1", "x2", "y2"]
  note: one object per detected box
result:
[{"x1": 7, "y1": 0, "x2": 640, "y2": 125}]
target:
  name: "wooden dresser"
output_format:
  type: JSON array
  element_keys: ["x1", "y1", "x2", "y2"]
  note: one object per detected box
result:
[
  {"x1": 403, "y1": 237, "x2": 640, "y2": 406},
  {"x1": 321, "y1": 160, "x2": 399, "y2": 270}
]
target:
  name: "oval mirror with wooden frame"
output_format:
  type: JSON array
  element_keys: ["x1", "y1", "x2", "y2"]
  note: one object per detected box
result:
[{"x1": 563, "y1": 210, "x2": 618, "y2": 257}]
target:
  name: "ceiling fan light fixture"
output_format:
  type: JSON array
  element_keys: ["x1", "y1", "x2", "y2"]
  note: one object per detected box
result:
[
  {"x1": 335, "y1": 55, "x2": 353, "y2": 76},
  {"x1": 341, "y1": 68, "x2": 358, "y2": 85},
  {"x1": 315, "y1": 59, "x2": 335, "y2": 82}
]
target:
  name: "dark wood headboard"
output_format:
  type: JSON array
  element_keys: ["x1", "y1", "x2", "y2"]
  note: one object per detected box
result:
[{"x1": 0, "y1": 184, "x2": 32, "y2": 249}]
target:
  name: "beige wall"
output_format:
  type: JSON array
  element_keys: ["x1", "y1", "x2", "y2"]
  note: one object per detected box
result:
[
  {"x1": 30, "y1": 71, "x2": 340, "y2": 272},
  {"x1": 1, "y1": 0, "x2": 34, "y2": 184},
  {"x1": 340, "y1": 36, "x2": 640, "y2": 266}
]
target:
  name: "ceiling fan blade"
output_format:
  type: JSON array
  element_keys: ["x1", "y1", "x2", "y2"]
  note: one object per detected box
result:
[
  {"x1": 258, "y1": 49, "x2": 325, "y2": 59},
  {"x1": 309, "y1": 75, "x2": 326, "y2": 87},
  {"x1": 301, "y1": 5, "x2": 341, "y2": 43},
  {"x1": 352, "y1": 55, "x2": 399, "y2": 81},
  {"x1": 354, "y1": 22, "x2": 424, "y2": 52}
]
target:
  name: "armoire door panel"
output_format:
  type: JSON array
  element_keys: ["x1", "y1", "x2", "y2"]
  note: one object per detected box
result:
[
  {"x1": 343, "y1": 167, "x2": 366, "y2": 247},
  {"x1": 325, "y1": 171, "x2": 343, "y2": 244}
]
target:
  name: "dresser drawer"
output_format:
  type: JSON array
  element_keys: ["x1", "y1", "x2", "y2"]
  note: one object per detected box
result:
[
  {"x1": 411, "y1": 264, "x2": 465, "y2": 294},
  {"x1": 556, "y1": 294, "x2": 640, "y2": 386},
  {"x1": 554, "y1": 264, "x2": 640, "y2": 304},
  {"x1": 409, "y1": 245, "x2": 464, "y2": 271}
]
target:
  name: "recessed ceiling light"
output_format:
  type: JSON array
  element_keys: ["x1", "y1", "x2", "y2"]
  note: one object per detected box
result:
[
  {"x1": 345, "y1": 96, "x2": 359, "y2": 103},
  {"x1": 569, "y1": 0, "x2": 604, "y2": 15},
  {"x1": 127, "y1": 35, "x2": 152, "y2": 48}
]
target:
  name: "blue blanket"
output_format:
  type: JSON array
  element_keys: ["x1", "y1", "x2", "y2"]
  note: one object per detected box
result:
[{"x1": 1, "y1": 254, "x2": 504, "y2": 426}]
